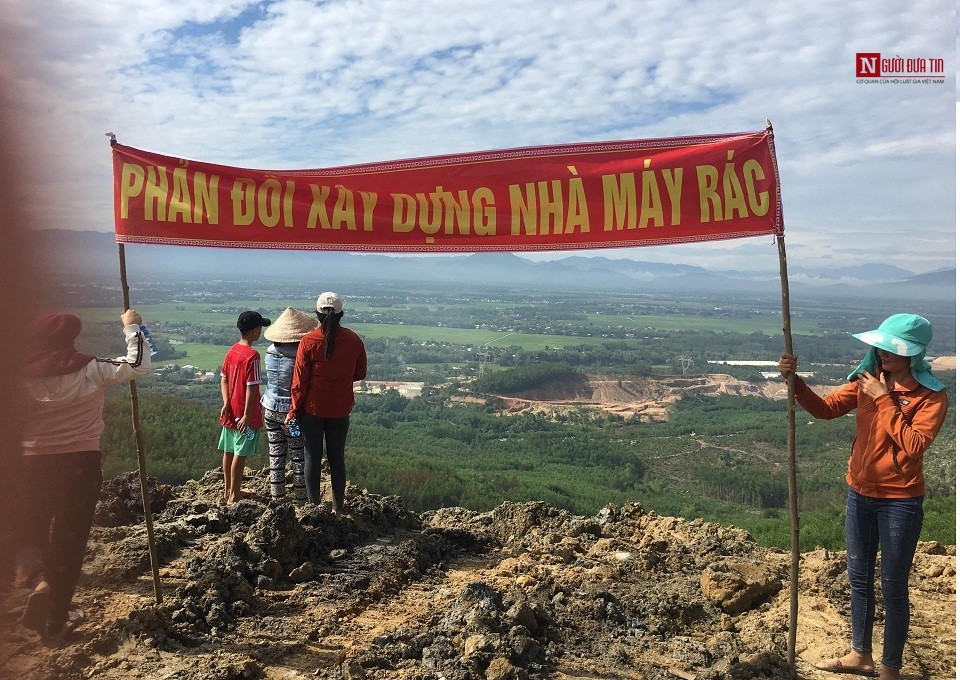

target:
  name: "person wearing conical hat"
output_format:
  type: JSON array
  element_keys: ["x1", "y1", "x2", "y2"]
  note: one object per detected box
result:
[
  {"x1": 779, "y1": 314, "x2": 949, "y2": 680},
  {"x1": 261, "y1": 307, "x2": 318, "y2": 501}
]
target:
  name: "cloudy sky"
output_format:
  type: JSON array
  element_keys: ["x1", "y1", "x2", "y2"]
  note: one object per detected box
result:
[{"x1": 1, "y1": 0, "x2": 954, "y2": 274}]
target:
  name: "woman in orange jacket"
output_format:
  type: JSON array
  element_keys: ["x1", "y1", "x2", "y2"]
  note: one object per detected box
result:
[{"x1": 779, "y1": 314, "x2": 948, "y2": 680}]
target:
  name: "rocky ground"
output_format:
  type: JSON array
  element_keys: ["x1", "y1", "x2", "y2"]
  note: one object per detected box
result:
[{"x1": 0, "y1": 470, "x2": 955, "y2": 680}]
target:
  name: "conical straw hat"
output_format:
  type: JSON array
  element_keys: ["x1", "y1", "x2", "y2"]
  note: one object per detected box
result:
[{"x1": 263, "y1": 307, "x2": 318, "y2": 343}]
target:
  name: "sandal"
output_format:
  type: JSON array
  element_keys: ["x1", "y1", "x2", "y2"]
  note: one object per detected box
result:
[{"x1": 815, "y1": 658, "x2": 877, "y2": 677}]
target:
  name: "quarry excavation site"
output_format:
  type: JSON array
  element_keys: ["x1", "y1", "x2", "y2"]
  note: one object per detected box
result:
[{"x1": 491, "y1": 373, "x2": 789, "y2": 422}]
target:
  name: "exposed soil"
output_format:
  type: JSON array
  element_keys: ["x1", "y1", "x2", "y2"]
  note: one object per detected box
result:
[
  {"x1": 1, "y1": 469, "x2": 954, "y2": 680},
  {"x1": 494, "y1": 373, "x2": 771, "y2": 422},
  {"x1": 488, "y1": 360, "x2": 958, "y2": 422}
]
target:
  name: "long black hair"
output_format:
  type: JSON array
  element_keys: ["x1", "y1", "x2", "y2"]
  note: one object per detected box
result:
[{"x1": 317, "y1": 310, "x2": 343, "y2": 360}]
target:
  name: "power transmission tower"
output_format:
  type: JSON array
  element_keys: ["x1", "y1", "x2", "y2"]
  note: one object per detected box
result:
[
  {"x1": 477, "y1": 350, "x2": 491, "y2": 376},
  {"x1": 477, "y1": 331, "x2": 516, "y2": 376},
  {"x1": 677, "y1": 356, "x2": 693, "y2": 374}
]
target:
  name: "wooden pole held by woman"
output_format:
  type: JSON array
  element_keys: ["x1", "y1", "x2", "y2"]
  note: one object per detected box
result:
[
  {"x1": 778, "y1": 234, "x2": 799, "y2": 672},
  {"x1": 118, "y1": 242, "x2": 163, "y2": 604}
]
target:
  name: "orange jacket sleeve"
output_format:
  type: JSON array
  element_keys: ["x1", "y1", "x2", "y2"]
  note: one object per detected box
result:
[
  {"x1": 793, "y1": 377, "x2": 859, "y2": 419},
  {"x1": 872, "y1": 389, "x2": 948, "y2": 462}
]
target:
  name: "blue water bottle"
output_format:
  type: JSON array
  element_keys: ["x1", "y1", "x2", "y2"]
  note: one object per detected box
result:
[
  {"x1": 138, "y1": 324, "x2": 160, "y2": 356},
  {"x1": 287, "y1": 418, "x2": 301, "y2": 438},
  {"x1": 236, "y1": 419, "x2": 256, "y2": 440}
]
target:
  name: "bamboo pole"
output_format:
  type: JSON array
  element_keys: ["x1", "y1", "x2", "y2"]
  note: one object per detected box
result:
[
  {"x1": 118, "y1": 242, "x2": 163, "y2": 604},
  {"x1": 777, "y1": 234, "x2": 799, "y2": 673}
]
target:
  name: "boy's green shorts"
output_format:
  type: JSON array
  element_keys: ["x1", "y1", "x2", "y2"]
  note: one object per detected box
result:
[{"x1": 217, "y1": 426, "x2": 259, "y2": 457}]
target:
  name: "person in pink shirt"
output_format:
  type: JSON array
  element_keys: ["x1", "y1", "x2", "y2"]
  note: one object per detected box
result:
[{"x1": 17, "y1": 308, "x2": 151, "y2": 639}]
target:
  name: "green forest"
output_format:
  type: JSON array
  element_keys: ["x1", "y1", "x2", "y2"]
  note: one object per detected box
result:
[
  {"x1": 74, "y1": 282, "x2": 955, "y2": 553},
  {"x1": 101, "y1": 374, "x2": 956, "y2": 552}
]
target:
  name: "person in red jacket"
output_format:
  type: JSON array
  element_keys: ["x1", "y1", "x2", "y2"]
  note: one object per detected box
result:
[
  {"x1": 779, "y1": 314, "x2": 948, "y2": 680},
  {"x1": 287, "y1": 292, "x2": 366, "y2": 515}
]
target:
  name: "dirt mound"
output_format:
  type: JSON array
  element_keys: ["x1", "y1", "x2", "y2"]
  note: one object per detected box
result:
[
  {"x1": 1, "y1": 471, "x2": 954, "y2": 679},
  {"x1": 495, "y1": 374, "x2": 766, "y2": 422},
  {"x1": 95, "y1": 471, "x2": 174, "y2": 528}
]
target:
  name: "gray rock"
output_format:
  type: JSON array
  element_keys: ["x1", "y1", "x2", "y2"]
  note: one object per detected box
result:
[{"x1": 289, "y1": 561, "x2": 315, "y2": 582}]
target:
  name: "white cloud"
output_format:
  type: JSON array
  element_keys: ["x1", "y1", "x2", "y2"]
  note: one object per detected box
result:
[{"x1": 1, "y1": 0, "x2": 954, "y2": 274}]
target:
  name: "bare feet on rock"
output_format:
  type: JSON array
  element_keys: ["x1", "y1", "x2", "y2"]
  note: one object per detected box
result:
[{"x1": 225, "y1": 489, "x2": 255, "y2": 504}]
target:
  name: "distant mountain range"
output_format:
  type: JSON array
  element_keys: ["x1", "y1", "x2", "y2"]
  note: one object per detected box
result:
[{"x1": 30, "y1": 229, "x2": 956, "y2": 302}]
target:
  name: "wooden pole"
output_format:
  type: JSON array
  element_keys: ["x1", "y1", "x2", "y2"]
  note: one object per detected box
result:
[
  {"x1": 778, "y1": 234, "x2": 799, "y2": 673},
  {"x1": 118, "y1": 242, "x2": 163, "y2": 604}
]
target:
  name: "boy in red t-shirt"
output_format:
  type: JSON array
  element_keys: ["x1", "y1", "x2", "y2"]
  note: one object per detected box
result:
[{"x1": 218, "y1": 311, "x2": 271, "y2": 504}]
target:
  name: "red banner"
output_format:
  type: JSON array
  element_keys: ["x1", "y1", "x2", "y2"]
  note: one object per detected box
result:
[{"x1": 112, "y1": 130, "x2": 783, "y2": 252}]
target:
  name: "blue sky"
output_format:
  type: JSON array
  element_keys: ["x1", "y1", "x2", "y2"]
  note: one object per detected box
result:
[{"x1": 1, "y1": 0, "x2": 954, "y2": 275}]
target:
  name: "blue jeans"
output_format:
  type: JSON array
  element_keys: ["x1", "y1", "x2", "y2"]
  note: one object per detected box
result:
[{"x1": 845, "y1": 488, "x2": 923, "y2": 671}]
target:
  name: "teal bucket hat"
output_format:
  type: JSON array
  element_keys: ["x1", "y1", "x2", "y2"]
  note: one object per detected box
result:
[{"x1": 846, "y1": 313, "x2": 944, "y2": 391}]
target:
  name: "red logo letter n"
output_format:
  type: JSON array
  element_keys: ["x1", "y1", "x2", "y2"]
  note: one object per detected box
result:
[{"x1": 856, "y1": 52, "x2": 880, "y2": 77}]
